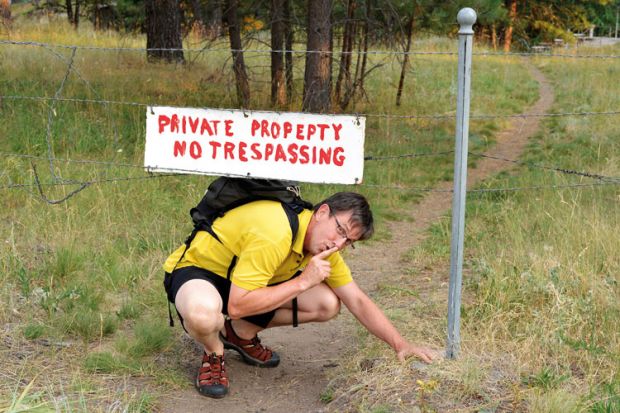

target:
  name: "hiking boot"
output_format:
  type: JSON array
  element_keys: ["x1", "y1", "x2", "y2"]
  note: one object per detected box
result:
[
  {"x1": 196, "y1": 352, "x2": 229, "y2": 398},
  {"x1": 219, "y1": 319, "x2": 280, "y2": 368}
]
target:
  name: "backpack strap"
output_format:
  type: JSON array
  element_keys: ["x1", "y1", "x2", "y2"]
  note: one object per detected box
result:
[{"x1": 280, "y1": 203, "x2": 301, "y2": 245}]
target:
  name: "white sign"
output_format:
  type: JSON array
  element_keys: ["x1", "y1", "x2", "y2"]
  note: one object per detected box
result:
[{"x1": 144, "y1": 106, "x2": 365, "y2": 184}]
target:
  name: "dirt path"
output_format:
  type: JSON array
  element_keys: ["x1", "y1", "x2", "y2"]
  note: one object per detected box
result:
[{"x1": 158, "y1": 62, "x2": 553, "y2": 413}]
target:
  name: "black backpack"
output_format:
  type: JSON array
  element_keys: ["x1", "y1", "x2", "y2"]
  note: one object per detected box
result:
[{"x1": 189, "y1": 177, "x2": 313, "y2": 245}]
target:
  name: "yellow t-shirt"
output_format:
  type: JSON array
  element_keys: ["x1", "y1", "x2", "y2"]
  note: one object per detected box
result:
[{"x1": 163, "y1": 200, "x2": 352, "y2": 291}]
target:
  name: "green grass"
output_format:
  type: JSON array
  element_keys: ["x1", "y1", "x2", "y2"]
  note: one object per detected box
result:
[{"x1": 0, "y1": 12, "x2": 585, "y2": 412}]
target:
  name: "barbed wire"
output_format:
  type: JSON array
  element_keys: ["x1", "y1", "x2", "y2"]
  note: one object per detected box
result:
[
  {"x1": 31, "y1": 162, "x2": 91, "y2": 204},
  {"x1": 2, "y1": 95, "x2": 619, "y2": 122},
  {"x1": 2, "y1": 40, "x2": 619, "y2": 59},
  {"x1": 5, "y1": 150, "x2": 615, "y2": 184},
  {"x1": 468, "y1": 181, "x2": 620, "y2": 193},
  {"x1": 468, "y1": 152, "x2": 620, "y2": 182},
  {"x1": 364, "y1": 151, "x2": 454, "y2": 160},
  {"x1": 4, "y1": 150, "x2": 454, "y2": 168},
  {"x1": 4, "y1": 172, "x2": 618, "y2": 197},
  {"x1": 0, "y1": 151, "x2": 146, "y2": 169},
  {"x1": 360, "y1": 180, "x2": 620, "y2": 193},
  {"x1": 1, "y1": 94, "x2": 147, "y2": 107},
  {"x1": 1, "y1": 172, "x2": 184, "y2": 191}
]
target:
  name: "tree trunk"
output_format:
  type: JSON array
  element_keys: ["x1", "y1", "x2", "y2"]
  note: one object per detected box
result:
[
  {"x1": 284, "y1": 0, "x2": 294, "y2": 102},
  {"x1": 504, "y1": 0, "x2": 517, "y2": 52},
  {"x1": 65, "y1": 0, "x2": 73, "y2": 25},
  {"x1": 335, "y1": 0, "x2": 356, "y2": 105},
  {"x1": 73, "y1": 0, "x2": 79, "y2": 28},
  {"x1": 206, "y1": 0, "x2": 222, "y2": 39},
  {"x1": 93, "y1": 0, "x2": 100, "y2": 30},
  {"x1": 491, "y1": 23, "x2": 497, "y2": 50},
  {"x1": 190, "y1": 0, "x2": 206, "y2": 36},
  {"x1": 302, "y1": 0, "x2": 332, "y2": 113},
  {"x1": 339, "y1": 24, "x2": 361, "y2": 110},
  {"x1": 145, "y1": 0, "x2": 184, "y2": 63},
  {"x1": 0, "y1": 0, "x2": 11, "y2": 22},
  {"x1": 357, "y1": 0, "x2": 370, "y2": 96},
  {"x1": 224, "y1": 0, "x2": 250, "y2": 108},
  {"x1": 271, "y1": 0, "x2": 286, "y2": 106},
  {"x1": 396, "y1": 11, "x2": 414, "y2": 106}
]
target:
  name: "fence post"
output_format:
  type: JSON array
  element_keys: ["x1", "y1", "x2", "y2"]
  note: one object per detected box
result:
[{"x1": 446, "y1": 7, "x2": 476, "y2": 360}]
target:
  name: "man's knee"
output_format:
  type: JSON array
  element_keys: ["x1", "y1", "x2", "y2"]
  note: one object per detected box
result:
[
  {"x1": 180, "y1": 302, "x2": 224, "y2": 335},
  {"x1": 316, "y1": 290, "x2": 341, "y2": 321}
]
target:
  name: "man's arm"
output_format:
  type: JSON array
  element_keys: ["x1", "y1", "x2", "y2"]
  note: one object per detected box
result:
[
  {"x1": 228, "y1": 246, "x2": 339, "y2": 319},
  {"x1": 334, "y1": 280, "x2": 438, "y2": 363}
]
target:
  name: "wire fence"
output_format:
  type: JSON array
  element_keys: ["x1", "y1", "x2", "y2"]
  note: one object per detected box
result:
[
  {"x1": 2, "y1": 94, "x2": 619, "y2": 121},
  {"x1": 1, "y1": 39, "x2": 619, "y2": 204},
  {"x1": 2, "y1": 39, "x2": 620, "y2": 59},
  {"x1": 2, "y1": 148, "x2": 618, "y2": 204}
]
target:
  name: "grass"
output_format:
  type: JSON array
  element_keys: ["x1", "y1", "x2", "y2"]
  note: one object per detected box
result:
[{"x1": 0, "y1": 11, "x2": 605, "y2": 413}]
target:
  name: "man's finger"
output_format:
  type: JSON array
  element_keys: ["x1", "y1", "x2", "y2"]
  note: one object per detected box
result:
[
  {"x1": 418, "y1": 351, "x2": 432, "y2": 364},
  {"x1": 316, "y1": 246, "x2": 339, "y2": 259}
]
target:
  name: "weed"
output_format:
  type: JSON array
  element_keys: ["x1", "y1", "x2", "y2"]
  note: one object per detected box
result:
[
  {"x1": 62, "y1": 310, "x2": 118, "y2": 341},
  {"x1": 523, "y1": 367, "x2": 569, "y2": 390},
  {"x1": 320, "y1": 387, "x2": 335, "y2": 403},
  {"x1": 1, "y1": 392, "x2": 55, "y2": 413},
  {"x1": 376, "y1": 284, "x2": 419, "y2": 298},
  {"x1": 117, "y1": 300, "x2": 141, "y2": 320},
  {"x1": 15, "y1": 262, "x2": 31, "y2": 297},
  {"x1": 460, "y1": 359, "x2": 486, "y2": 397},
  {"x1": 527, "y1": 388, "x2": 580, "y2": 413},
  {"x1": 1, "y1": 374, "x2": 54, "y2": 413},
  {"x1": 587, "y1": 381, "x2": 620, "y2": 413},
  {"x1": 126, "y1": 319, "x2": 172, "y2": 358},
  {"x1": 126, "y1": 392, "x2": 157, "y2": 413},
  {"x1": 416, "y1": 379, "x2": 439, "y2": 407},
  {"x1": 46, "y1": 247, "x2": 84, "y2": 281},
  {"x1": 22, "y1": 323, "x2": 45, "y2": 340},
  {"x1": 370, "y1": 405, "x2": 396, "y2": 413},
  {"x1": 83, "y1": 352, "x2": 117, "y2": 374}
]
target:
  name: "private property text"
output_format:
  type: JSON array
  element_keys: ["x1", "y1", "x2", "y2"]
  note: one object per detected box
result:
[{"x1": 158, "y1": 114, "x2": 346, "y2": 166}]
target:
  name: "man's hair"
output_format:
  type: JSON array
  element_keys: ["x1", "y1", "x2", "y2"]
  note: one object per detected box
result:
[{"x1": 314, "y1": 192, "x2": 374, "y2": 241}]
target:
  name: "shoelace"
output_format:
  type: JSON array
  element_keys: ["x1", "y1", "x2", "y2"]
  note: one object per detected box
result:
[
  {"x1": 198, "y1": 354, "x2": 226, "y2": 385},
  {"x1": 249, "y1": 337, "x2": 272, "y2": 360}
]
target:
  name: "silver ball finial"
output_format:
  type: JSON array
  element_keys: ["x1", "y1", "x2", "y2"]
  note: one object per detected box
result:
[{"x1": 457, "y1": 8, "x2": 477, "y2": 34}]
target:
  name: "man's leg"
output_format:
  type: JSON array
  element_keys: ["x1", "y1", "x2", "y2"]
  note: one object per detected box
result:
[
  {"x1": 231, "y1": 282, "x2": 341, "y2": 337},
  {"x1": 220, "y1": 283, "x2": 339, "y2": 368},
  {"x1": 174, "y1": 279, "x2": 229, "y2": 398},
  {"x1": 175, "y1": 279, "x2": 225, "y2": 353}
]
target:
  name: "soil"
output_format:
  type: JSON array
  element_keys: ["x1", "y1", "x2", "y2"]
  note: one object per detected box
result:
[{"x1": 157, "y1": 63, "x2": 554, "y2": 413}]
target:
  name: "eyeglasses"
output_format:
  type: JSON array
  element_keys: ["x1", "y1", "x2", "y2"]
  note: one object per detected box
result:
[{"x1": 332, "y1": 214, "x2": 356, "y2": 249}]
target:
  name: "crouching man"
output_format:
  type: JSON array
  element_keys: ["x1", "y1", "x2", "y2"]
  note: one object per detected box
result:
[{"x1": 163, "y1": 192, "x2": 437, "y2": 398}]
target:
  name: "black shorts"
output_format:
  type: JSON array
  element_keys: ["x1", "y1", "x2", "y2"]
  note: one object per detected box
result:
[{"x1": 165, "y1": 266, "x2": 277, "y2": 329}]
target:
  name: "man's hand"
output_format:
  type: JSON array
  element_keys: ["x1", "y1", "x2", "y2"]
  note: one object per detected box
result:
[
  {"x1": 299, "y1": 246, "x2": 338, "y2": 290},
  {"x1": 396, "y1": 342, "x2": 441, "y2": 363}
]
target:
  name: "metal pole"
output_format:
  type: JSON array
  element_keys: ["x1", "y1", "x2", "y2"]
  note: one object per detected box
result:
[{"x1": 446, "y1": 7, "x2": 476, "y2": 360}]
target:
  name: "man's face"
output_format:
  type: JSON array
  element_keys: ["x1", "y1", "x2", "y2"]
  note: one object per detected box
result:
[{"x1": 304, "y1": 204, "x2": 363, "y2": 255}]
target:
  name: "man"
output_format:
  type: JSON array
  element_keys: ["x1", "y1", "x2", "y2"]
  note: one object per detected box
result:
[{"x1": 163, "y1": 192, "x2": 437, "y2": 398}]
